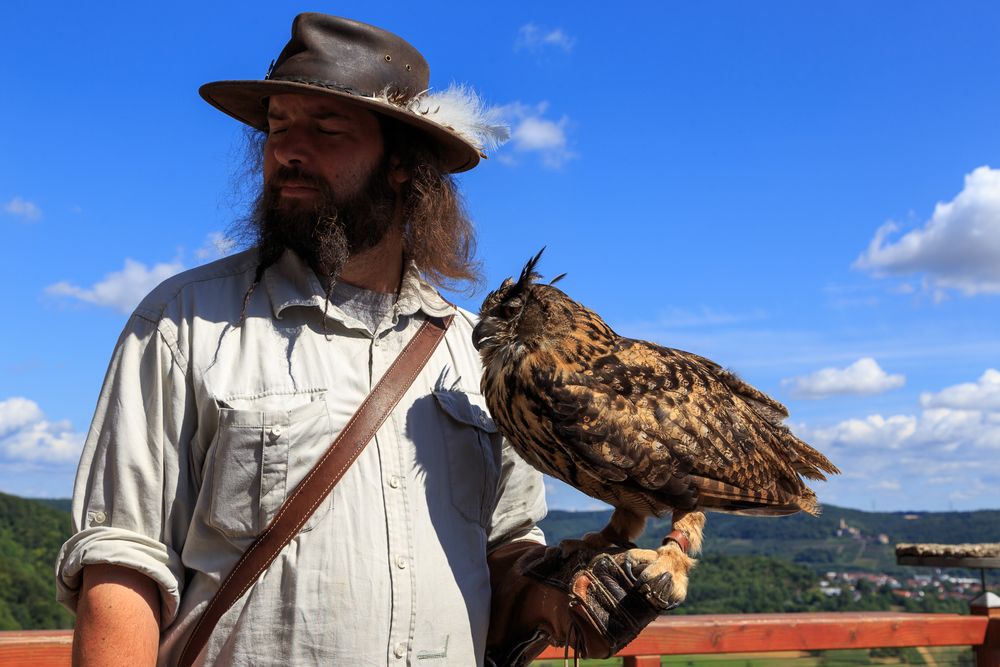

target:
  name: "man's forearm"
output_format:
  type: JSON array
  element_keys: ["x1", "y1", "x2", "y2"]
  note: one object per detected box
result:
[
  {"x1": 73, "y1": 564, "x2": 161, "y2": 666},
  {"x1": 486, "y1": 540, "x2": 562, "y2": 667},
  {"x1": 486, "y1": 539, "x2": 678, "y2": 667}
]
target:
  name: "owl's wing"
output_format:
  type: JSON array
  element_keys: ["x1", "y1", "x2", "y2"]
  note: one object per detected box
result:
[
  {"x1": 610, "y1": 339, "x2": 790, "y2": 423},
  {"x1": 582, "y1": 338, "x2": 828, "y2": 512},
  {"x1": 536, "y1": 365, "x2": 697, "y2": 504}
]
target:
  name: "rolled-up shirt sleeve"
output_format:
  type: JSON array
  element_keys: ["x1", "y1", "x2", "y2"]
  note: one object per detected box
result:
[
  {"x1": 486, "y1": 439, "x2": 548, "y2": 552},
  {"x1": 56, "y1": 309, "x2": 195, "y2": 626}
]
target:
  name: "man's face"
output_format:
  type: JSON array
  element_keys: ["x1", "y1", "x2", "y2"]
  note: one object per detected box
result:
[
  {"x1": 255, "y1": 93, "x2": 399, "y2": 278},
  {"x1": 264, "y1": 93, "x2": 385, "y2": 204}
]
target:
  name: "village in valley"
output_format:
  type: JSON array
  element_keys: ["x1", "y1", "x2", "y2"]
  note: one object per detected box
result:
[{"x1": 819, "y1": 518, "x2": 989, "y2": 607}]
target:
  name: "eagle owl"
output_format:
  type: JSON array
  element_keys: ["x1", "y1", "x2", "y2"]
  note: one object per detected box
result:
[{"x1": 473, "y1": 251, "x2": 839, "y2": 601}]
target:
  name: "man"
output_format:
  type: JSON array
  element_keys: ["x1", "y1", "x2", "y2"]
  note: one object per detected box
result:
[{"x1": 57, "y1": 14, "x2": 674, "y2": 666}]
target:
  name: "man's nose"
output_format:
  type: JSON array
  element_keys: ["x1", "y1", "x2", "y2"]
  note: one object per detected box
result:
[{"x1": 269, "y1": 126, "x2": 312, "y2": 167}]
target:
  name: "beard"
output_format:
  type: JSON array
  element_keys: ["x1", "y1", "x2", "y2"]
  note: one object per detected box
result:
[{"x1": 250, "y1": 157, "x2": 398, "y2": 282}]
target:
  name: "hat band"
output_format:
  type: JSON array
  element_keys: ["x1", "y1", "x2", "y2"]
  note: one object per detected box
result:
[{"x1": 270, "y1": 76, "x2": 373, "y2": 99}]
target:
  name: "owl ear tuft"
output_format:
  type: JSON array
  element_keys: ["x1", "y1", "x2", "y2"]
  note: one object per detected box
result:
[{"x1": 516, "y1": 247, "x2": 546, "y2": 290}]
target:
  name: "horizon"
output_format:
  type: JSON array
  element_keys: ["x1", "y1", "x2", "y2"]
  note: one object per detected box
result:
[
  {"x1": 7, "y1": 490, "x2": 999, "y2": 516},
  {"x1": 2, "y1": 2, "x2": 999, "y2": 512}
]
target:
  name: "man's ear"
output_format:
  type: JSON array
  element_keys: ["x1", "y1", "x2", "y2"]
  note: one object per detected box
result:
[{"x1": 388, "y1": 155, "x2": 411, "y2": 192}]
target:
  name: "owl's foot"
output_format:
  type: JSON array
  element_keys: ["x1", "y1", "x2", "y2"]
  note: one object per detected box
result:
[{"x1": 625, "y1": 542, "x2": 695, "y2": 607}]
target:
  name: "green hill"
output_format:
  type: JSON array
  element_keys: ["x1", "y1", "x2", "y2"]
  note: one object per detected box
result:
[
  {"x1": 540, "y1": 504, "x2": 1000, "y2": 573},
  {"x1": 0, "y1": 492, "x2": 74, "y2": 630},
  {"x1": 30, "y1": 498, "x2": 72, "y2": 513},
  {"x1": 540, "y1": 504, "x2": 997, "y2": 617},
  {"x1": 1, "y1": 492, "x2": 996, "y2": 630}
]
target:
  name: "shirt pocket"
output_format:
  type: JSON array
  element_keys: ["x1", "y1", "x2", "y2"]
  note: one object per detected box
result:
[
  {"x1": 207, "y1": 393, "x2": 333, "y2": 540},
  {"x1": 433, "y1": 389, "x2": 502, "y2": 527}
]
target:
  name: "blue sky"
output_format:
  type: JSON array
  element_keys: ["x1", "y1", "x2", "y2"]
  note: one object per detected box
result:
[{"x1": 2, "y1": 2, "x2": 999, "y2": 512}]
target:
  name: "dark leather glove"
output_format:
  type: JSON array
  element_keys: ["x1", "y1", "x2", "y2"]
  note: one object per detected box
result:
[{"x1": 485, "y1": 540, "x2": 677, "y2": 667}]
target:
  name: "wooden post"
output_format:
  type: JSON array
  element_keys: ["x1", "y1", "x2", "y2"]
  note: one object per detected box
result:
[
  {"x1": 970, "y1": 592, "x2": 999, "y2": 667},
  {"x1": 623, "y1": 656, "x2": 661, "y2": 667}
]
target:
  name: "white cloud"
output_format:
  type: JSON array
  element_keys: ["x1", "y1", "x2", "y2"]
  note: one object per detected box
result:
[
  {"x1": 497, "y1": 102, "x2": 576, "y2": 168},
  {"x1": 514, "y1": 116, "x2": 566, "y2": 152},
  {"x1": 0, "y1": 397, "x2": 83, "y2": 463},
  {"x1": 4, "y1": 196, "x2": 42, "y2": 222},
  {"x1": 920, "y1": 368, "x2": 1000, "y2": 411},
  {"x1": 47, "y1": 258, "x2": 184, "y2": 314},
  {"x1": 783, "y1": 357, "x2": 905, "y2": 399},
  {"x1": 949, "y1": 479, "x2": 995, "y2": 503},
  {"x1": 515, "y1": 23, "x2": 575, "y2": 53},
  {"x1": 633, "y1": 306, "x2": 768, "y2": 330},
  {"x1": 797, "y1": 405, "x2": 1000, "y2": 509},
  {"x1": 854, "y1": 165, "x2": 1000, "y2": 296},
  {"x1": 0, "y1": 397, "x2": 45, "y2": 433},
  {"x1": 807, "y1": 405, "x2": 1000, "y2": 455},
  {"x1": 195, "y1": 231, "x2": 236, "y2": 261},
  {"x1": 873, "y1": 480, "x2": 901, "y2": 492},
  {"x1": 46, "y1": 232, "x2": 231, "y2": 313},
  {"x1": 797, "y1": 369, "x2": 1000, "y2": 460},
  {"x1": 805, "y1": 413, "x2": 917, "y2": 450},
  {"x1": 793, "y1": 368, "x2": 1000, "y2": 508}
]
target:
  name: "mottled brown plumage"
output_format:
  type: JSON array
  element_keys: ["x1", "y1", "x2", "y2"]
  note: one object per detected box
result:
[{"x1": 473, "y1": 250, "x2": 839, "y2": 600}]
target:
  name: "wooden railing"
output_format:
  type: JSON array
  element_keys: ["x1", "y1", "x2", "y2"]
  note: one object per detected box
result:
[
  {"x1": 1, "y1": 610, "x2": 997, "y2": 666},
  {"x1": 0, "y1": 630, "x2": 71, "y2": 667},
  {"x1": 536, "y1": 610, "x2": 999, "y2": 666}
]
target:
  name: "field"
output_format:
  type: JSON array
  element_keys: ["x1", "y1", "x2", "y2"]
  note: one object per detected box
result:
[{"x1": 535, "y1": 646, "x2": 976, "y2": 665}]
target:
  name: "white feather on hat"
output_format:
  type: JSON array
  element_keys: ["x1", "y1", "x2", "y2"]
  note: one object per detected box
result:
[{"x1": 372, "y1": 84, "x2": 510, "y2": 155}]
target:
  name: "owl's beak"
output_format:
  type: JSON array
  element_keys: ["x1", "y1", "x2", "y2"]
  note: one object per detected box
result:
[{"x1": 471, "y1": 318, "x2": 494, "y2": 351}]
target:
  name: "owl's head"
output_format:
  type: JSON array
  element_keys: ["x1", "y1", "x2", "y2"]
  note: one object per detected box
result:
[{"x1": 472, "y1": 249, "x2": 575, "y2": 358}]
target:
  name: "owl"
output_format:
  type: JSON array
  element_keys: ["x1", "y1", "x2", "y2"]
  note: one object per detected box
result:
[{"x1": 472, "y1": 250, "x2": 839, "y2": 601}]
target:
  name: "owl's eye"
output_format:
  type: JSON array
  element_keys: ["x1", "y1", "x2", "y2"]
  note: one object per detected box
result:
[{"x1": 500, "y1": 297, "x2": 523, "y2": 317}]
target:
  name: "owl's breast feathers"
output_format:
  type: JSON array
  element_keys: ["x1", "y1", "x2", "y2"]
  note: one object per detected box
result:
[{"x1": 482, "y1": 321, "x2": 839, "y2": 518}]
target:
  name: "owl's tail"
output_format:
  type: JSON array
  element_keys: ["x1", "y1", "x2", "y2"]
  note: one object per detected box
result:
[
  {"x1": 784, "y1": 429, "x2": 841, "y2": 481},
  {"x1": 691, "y1": 476, "x2": 822, "y2": 517},
  {"x1": 794, "y1": 488, "x2": 822, "y2": 516}
]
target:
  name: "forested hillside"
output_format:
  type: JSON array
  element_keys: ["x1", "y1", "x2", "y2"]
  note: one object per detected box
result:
[
  {"x1": 1, "y1": 493, "x2": 997, "y2": 630},
  {"x1": 540, "y1": 505, "x2": 1000, "y2": 572},
  {"x1": 0, "y1": 492, "x2": 74, "y2": 630}
]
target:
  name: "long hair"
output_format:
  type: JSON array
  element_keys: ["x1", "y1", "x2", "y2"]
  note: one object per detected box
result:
[{"x1": 379, "y1": 115, "x2": 483, "y2": 293}]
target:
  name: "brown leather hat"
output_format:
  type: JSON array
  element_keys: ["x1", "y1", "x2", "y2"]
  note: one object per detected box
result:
[{"x1": 200, "y1": 13, "x2": 506, "y2": 173}]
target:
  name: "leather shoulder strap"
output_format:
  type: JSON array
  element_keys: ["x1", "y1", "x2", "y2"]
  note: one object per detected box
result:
[{"x1": 178, "y1": 314, "x2": 453, "y2": 666}]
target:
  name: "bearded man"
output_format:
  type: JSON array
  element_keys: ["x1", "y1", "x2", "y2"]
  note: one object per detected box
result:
[{"x1": 56, "y1": 14, "x2": 675, "y2": 666}]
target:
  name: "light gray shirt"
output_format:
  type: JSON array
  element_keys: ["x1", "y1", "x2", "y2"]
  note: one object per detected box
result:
[
  {"x1": 329, "y1": 279, "x2": 397, "y2": 335},
  {"x1": 56, "y1": 249, "x2": 547, "y2": 666}
]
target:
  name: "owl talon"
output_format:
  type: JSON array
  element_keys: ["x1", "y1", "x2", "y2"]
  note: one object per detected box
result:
[{"x1": 627, "y1": 542, "x2": 695, "y2": 606}]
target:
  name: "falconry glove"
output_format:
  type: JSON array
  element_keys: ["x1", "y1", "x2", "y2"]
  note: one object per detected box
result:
[{"x1": 485, "y1": 540, "x2": 676, "y2": 667}]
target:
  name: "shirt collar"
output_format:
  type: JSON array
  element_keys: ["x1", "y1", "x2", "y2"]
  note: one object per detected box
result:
[
  {"x1": 263, "y1": 250, "x2": 455, "y2": 321},
  {"x1": 395, "y1": 260, "x2": 455, "y2": 318}
]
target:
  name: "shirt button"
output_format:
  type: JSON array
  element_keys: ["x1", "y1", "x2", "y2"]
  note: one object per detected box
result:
[
  {"x1": 269, "y1": 425, "x2": 283, "y2": 438},
  {"x1": 393, "y1": 642, "x2": 406, "y2": 659},
  {"x1": 395, "y1": 555, "x2": 407, "y2": 570},
  {"x1": 388, "y1": 475, "x2": 401, "y2": 489},
  {"x1": 91, "y1": 511, "x2": 107, "y2": 525}
]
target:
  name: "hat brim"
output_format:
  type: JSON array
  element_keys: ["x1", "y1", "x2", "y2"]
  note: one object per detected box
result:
[{"x1": 199, "y1": 79, "x2": 482, "y2": 173}]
